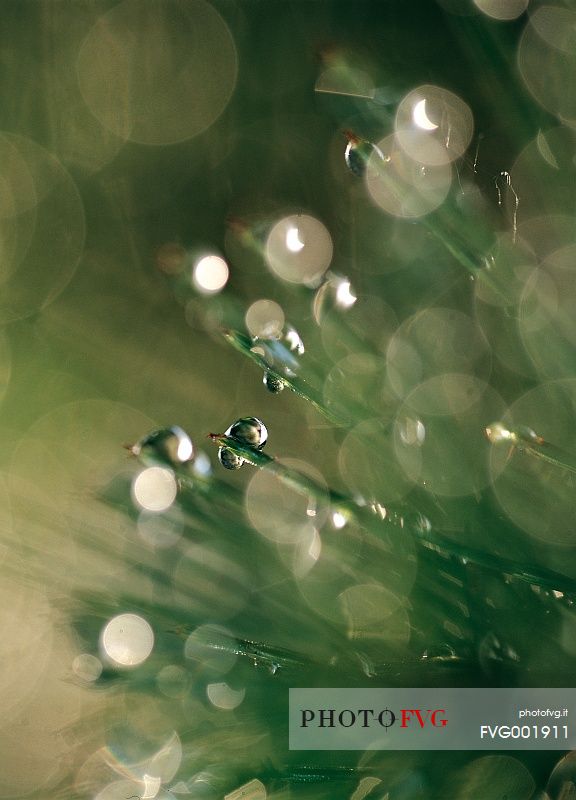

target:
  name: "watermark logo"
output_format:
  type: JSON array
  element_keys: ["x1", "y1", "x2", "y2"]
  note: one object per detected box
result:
[
  {"x1": 289, "y1": 688, "x2": 576, "y2": 750},
  {"x1": 300, "y1": 707, "x2": 448, "y2": 730}
]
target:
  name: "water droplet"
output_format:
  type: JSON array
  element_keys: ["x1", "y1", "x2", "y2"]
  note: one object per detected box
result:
[
  {"x1": 313, "y1": 274, "x2": 358, "y2": 324},
  {"x1": 252, "y1": 325, "x2": 305, "y2": 378},
  {"x1": 131, "y1": 425, "x2": 194, "y2": 468},
  {"x1": 485, "y1": 422, "x2": 513, "y2": 445},
  {"x1": 218, "y1": 447, "x2": 244, "y2": 470},
  {"x1": 225, "y1": 417, "x2": 268, "y2": 448},
  {"x1": 344, "y1": 130, "x2": 385, "y2": 178},
  {"x1": 263, "y1": 371, "x2": 285, "y2": 393},
  {"x1": 284, "y1": 325, "x2": 305, "y2": 355}
]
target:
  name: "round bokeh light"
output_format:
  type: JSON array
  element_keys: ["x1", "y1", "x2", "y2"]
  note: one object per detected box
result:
[
  {"x1": 101, "y1": 613, "x2": 154, "y2": 667},
  {"x1": 395, "y1": 85, "x2": 474, "y2": 166},
  {"x1": 366, "y1": 134, "x2": 452, "y2": 218},
  {"x1": 265, "y1": 214, "x2": 333, "y2": 285}
]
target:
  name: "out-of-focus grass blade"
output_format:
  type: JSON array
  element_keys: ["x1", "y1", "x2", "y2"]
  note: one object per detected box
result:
[
  {"x1": 208, "y1": 433, "x2": 576, "y2": 596},
  {"x1": 222, "y1": 329, "x2": 353, "y2": 427}
]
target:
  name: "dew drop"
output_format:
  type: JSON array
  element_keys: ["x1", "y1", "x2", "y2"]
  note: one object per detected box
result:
[
  {"x1": 225, "y1": 417, "x2": 268, "y2": 449},
  {"x1": 263, "y1": 371, "x2": 285, "y2": 394},
  {"x1": 218, "y1": 447, "x2": 244, "y2": 471}
]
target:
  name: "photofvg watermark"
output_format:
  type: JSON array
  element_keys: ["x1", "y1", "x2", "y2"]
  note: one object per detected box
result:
[
  {"x1": 300, "y1": 707, "x2": 448, "y2": 729},
  {"x1": 289, "y1": 688, "x2": 576, "y2": 750}
]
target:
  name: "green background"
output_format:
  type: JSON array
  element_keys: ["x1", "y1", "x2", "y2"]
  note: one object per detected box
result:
[{"x1": 0, "y1": 1, "x2": 575, "y2": 798}]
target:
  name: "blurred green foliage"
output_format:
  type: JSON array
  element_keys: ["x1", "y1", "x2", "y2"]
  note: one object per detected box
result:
[{"x1": 0, "y1": 1, "x2": 575, "y2": 798}]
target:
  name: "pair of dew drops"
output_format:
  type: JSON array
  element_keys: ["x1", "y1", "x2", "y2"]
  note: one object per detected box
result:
[
  {"x1": 130, "y1": 419, "x2": 268, "y2": 473},
  {"x1": 218, "y1": 416, "x2": 268, "y2": 470}
]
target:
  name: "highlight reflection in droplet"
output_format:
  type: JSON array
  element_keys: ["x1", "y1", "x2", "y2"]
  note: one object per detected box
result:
[
  {"x1": 285, "y1": 225, "x2": 305, "y2": 252},
  {"x1": 412, "y1": 99, "x2": 439, "y2": 131},
  {"x1": 336, "y1": 279, "x2": 357, "y2": 308},
  {"x1": 313, "y1": 274, "x2": 359, "y2": 324}
]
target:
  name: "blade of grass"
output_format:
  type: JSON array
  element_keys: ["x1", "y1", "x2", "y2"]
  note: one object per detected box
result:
[
  {"x1": 208, "y1": 432, "x2": 576, "y2": 595},
  {"x1": 222, "y1": 329, "x2": 354, "y2": 427}
]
